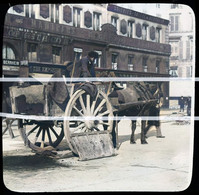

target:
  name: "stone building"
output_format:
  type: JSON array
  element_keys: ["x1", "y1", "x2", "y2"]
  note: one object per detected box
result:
[
  {"x1": 2, "y1": 4, "x2": 171, "y2": 107},
  {"x1": 167, "y1": 4, "x2": 195, "y2": 108}
]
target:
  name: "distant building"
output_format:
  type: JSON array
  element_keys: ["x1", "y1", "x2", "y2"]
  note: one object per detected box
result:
[
  {"x1": 167, "y1": 4, "x2": 195, "y2": 108},
  {"x1": 2, "y1": 4, "x2": 171, "y2": 107}
]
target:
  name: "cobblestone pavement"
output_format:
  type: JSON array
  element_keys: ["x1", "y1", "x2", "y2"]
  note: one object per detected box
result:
[{"x1": 2, "y1": 109, "x2": 194, "y2": 192}]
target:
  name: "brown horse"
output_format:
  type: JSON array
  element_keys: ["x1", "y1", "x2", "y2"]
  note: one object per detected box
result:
[{"x1": 108, "y1": 81, "x2": 164, "y2": 147}]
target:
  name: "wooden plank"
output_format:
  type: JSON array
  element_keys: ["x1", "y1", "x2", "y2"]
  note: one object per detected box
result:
[{"x1": 71, "y1": 131, "x2": 115, "y2": 161}]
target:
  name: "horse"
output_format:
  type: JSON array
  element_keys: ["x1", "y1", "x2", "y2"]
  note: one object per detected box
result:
[{"x1": 108, "y1": 81, "x2": 165, "y2": 147}]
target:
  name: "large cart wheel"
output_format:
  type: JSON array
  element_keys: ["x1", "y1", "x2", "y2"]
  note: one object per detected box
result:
[
  {"x1": 18, "y1": 119, "x2": 64, "y2": 153},
  {"x1": 64, "y1": 89, "x2": 114, "y2": 154}
]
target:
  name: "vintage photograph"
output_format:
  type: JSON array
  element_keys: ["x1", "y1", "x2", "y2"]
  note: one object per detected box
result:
[{"x1": 2, "y1": 3, "x2": 195, "y2": 192}]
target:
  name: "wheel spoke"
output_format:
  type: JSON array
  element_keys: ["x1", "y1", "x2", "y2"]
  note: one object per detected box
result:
[
  {"x1": 27, "y1": 124, "x2": 39, "y2": 137},
  {"x1": 40, "y1": 128, "x2": 46, "y2": 148},
  {"x1": 91, "y1": 92, "x2": 99, "y2": 114},
  {"x1": 93, "y1": 99, "x2": 106, "y2": 116},
  {"x1": 98, "y1": 120, "x2": 110, "y2": 126},
  {"x1": 79, "y1": 95, "x2": 86, "y2": 114},
  {"x1": 46, "y1": 128, "x2": 53, "y2": 146},
  {"x1": 82, "y1": 126, "x2": 88, "y2": 132},
  {"x1": 73, "y1": 105, "x2": 84, "y2": 116},
  {"x1": 97, "y1": 110, "x2": 110, "y2": 117},
  {"x1": 71, "y1": 123, "x2": 86, "y2": 133},
  {"x1": 34, "y1": 127, "x2": 42, "y2": 144},
  {"x1": 86, "y1": 94, "x2": 91, "y2": 114},
  {"x1": 93, "y1": 126, "x2": 100, "y2": 131},
  {"x1": 49, "y1": 126, "x2": 59, "y2": 138}
]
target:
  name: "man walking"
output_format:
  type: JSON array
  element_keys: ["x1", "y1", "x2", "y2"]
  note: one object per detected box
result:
[{"x1": 179, "y1": 96, "x2": 185, "y2": 112}]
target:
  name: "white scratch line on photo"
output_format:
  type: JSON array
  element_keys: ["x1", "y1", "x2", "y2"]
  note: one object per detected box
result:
[
  {"x1": 0, "y1": 112, "x2": 197, "y2": 121},
  {"x1": 0, "y1": 77, "x2": 198, "y2": 82}
]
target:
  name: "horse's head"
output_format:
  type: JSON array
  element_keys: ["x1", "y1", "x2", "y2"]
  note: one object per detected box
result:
[{"x1": 148, "y1": 82, "x2": 163, "y2": 107}]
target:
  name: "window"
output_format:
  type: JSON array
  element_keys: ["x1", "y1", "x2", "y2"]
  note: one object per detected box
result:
[
  {"x1": 51, "y1": 4, "x2": 59, "y2": 23},
  {"x1": 142, "y1": 57, "x2": 148, "y2": 72},
  {"x1": 127, "y1": 21, "x2": 134, "y2": 38},
  {"x1": 74, "y1": 48, "x2": 82, "y2": 61},
  {"x1": 186, "y1": 40, "x2": 190, "y2": 60},
  {"x1": 186, "y1": 66, "x2": 191, "y2": 77},
  {"x1": 156, "y1": 60, "x2": 160, "y2": 73},
  {"x1": 112, "y1": 53, "x2": 118, "y2": 70},
  {"x1": 3, "y1": 44, "x2": 16, "y2": 60},
  {"x1": 94, "y1": 50, "x2": 102, "y2": 68},
  {"x1": 111, "y1": 16, "x2": 118, "y2": 29},
  {"x1": 93, "y1": 12, "x2": 101, "y2": 31},
  {"x1": 190, "y1": 39, "x2": 193, "y2": 60},
  {"x1": 25, "y1": 4, "x2": 35, "y2": 18},
  {"x1": 52, "y1": 46, "x2": 61, "y2": 64},
  {"x1": 156, "y1": 28, "x2": 161, "y2": 43},
  {"x1": 73, "y1": 7, "x2": 81, "y2": 27},
  {"x1": 170, "y1": 41, "x2": 179, "y2": 59},
  {"x1": 170, "y1": 15, "x2": 179, "y2": 32},
  {"x1": 142, "y1": 24, "x2": 148, "y2": 40},
  {"x1": 179, "y1": 41, "x2": 183, "y2": 59},
  {"x1": 171, "y1": 4, "x2": 179, "y2": 9},
  {"x1": 27, "y1": 43, "x2": 37, "y2": 61},
  {"x1": 128, "y1": 56, "x2": 134, "y2": 71}
]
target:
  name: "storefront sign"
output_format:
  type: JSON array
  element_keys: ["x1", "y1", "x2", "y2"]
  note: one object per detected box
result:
[
  {"x1": 107, "y1": 4, "x2": 169, "y2": 25},
  {"x1": 3, "y1": 65, "x2": 19, "y2": 71},
  {"x1": 3, "y1": 59, "x2": 20, "y2": 66},
  {"x1": 5, "y1": 26, "x2": 66, "y2": 45},
  {"x1": 29, "y1": 63, "x2": 65, "y2": 74}
]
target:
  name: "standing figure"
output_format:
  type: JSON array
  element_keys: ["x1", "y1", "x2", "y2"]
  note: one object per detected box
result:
[
  {"x1": 179, "y1": 96, "x2": 185, "y2": 112},
  {"x1": 187, "y1": 97, "x2": 191, "y2": 116}
]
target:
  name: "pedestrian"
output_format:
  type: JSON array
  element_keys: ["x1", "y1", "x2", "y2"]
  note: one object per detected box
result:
[
  {"x1": 179, "y1": 96, "x2": 185, "y2": 112},
  {"x1": 187, "y1": 97, "x2": 191, "y2": 116}
]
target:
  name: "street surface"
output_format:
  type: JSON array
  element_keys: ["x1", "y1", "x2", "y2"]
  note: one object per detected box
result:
[{"x1": 2, "y1": 109, "x2": 194, "y2": 192}]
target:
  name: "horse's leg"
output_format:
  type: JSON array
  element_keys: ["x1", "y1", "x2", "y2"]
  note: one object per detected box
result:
[
  {"x1": 130, "y1": 120, "x2": 137, "y2": 144},
  {"x1": 111, "y1": 121, "x2": 117, "y2": 148},
  {"x1": 155, "y1": 107, "x2": 165, "y2": 138},
  {"x1": 141, "y1": 120, "x2": 149, "y2": 144}
]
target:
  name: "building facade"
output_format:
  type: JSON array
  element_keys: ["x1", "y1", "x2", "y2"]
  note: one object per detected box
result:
[
  {"x1": 167, "y1": 4, "x2": 195, "y2": 108},
  {"x1": 2, "y1": 4, "x2": 171, "y2": 107}
]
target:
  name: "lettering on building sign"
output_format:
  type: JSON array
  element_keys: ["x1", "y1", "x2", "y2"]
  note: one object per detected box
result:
[
  {"x1": 29, "y1": 65, "x2": 60, "y2": 74},
  {"x1": 107, "y1": 4, "x2": 169, "y2": 25},
  {"x1": 3, "y1": 65, "x2": 19, "y2": 71},
  {"x1": 7, "y1": 28, "x2": 21, "y2": 38},
  {"x1": 3, "y1": 59, "x2": 20, "y2": 66}
]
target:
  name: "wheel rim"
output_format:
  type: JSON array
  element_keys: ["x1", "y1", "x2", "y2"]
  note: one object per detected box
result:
[
  {"x1": 64, "y1": 89, "x2": 113, "y2": 154},
  {"x1": 19, "y1": 120, "x2": 64, "y2": 152}
]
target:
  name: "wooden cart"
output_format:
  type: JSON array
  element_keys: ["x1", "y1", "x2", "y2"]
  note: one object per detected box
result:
[{"x1": 9, "y1": 81, "x2": 115, "y2": 160}]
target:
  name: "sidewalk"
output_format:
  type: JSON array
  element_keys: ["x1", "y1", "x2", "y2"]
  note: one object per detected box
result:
[{"x1": 160, "y1": 108, "x2": 187, "y2": 116}]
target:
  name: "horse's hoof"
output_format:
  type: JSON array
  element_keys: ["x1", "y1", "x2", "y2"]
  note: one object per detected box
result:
[
  {"x1": 130, "y1": 141, "x2": 136, "y2": 144},
  {"x1": 141, "y1": 140, "x2": 148, "y2": 144},
  {"x1": 157, "y1": 136, "x2": 165, "y2": 138}
]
